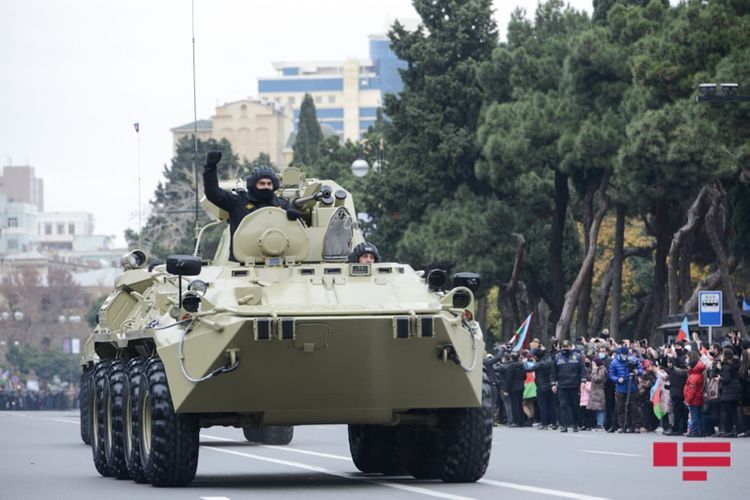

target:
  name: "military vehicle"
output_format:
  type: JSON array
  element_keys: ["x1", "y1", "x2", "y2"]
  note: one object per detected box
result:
[{"x1": 79, "y1": 167, "x2": 492, "y2": 486}]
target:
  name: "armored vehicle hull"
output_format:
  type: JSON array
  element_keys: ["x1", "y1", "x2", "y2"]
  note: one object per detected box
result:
[{"x1": 81, "y1": 172, "x2": 492, "y2": 486}]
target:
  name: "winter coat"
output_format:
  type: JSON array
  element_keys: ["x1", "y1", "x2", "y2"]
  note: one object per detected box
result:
[
  {"x1": 505, "y1": 361, "x2": 526, "y2": 393},
  {"x1": 608, "y1": 356, "x2": 643, "y2": 394},
  {"x1": 684, "y1": 360, "x2": 706, "y2": 407},
  {"x1": 552, "y1": 350, "x2": 586, "y2": 389},
  {"x1": 666, "y1": 357, "x2": 688, "y2": 398},
  {"x1": 586, "y1": 365, "x2": 607, "y2": 411},
  {"x1": 533, "y1": 357, "x2": 554, "y2": 391},
  {"x1": 720, "y1": 362, "x2": 742, "y2": 402}
]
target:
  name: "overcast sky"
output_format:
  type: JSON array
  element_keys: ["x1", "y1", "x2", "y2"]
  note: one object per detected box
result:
[{"x1": 0, "y1": 0, "x2": 593, "y2": 247}]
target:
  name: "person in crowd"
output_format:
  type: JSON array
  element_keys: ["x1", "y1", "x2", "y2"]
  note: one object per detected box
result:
[
  {"x1": 684, "y1": 351, "x2": 706, "y2": 437},
  {"x1": 609, "y1": 346, "x2": 644, "y2": 433},
  {"x1": 504, "y1": 351, "x2": 526, "y2": 427},
  {"x1": 551, "y1": 340, "x2": 586, "y2": 433},
  {"x1": 587, "y1": 355, "x2": 607, "y2": 430},
  {"x1": 638, "y1": 359, "x2": 658, "y2": 432},
  {"x1": 532, "y1": 348, "x2": 556, "y2": 430},
  {"x1": 664, "y1": 343, "x2": 689, "y2": 435},
  {"x1": 718, "y1": 347, "x2": 742, "y2": 437},
  {"x1": 522, "y1": 354, "x2": 538, "y2": 424},
  {"x1": 739, "y1": 341, "x2": 750, "y2": 437}
]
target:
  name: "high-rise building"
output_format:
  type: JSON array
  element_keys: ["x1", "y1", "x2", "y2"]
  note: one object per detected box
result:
[
  {"x1": 257, "y1": 34, "x2": 406, "y2": 142},
  {"x1": 0, "y1": 165, "x2": 44, "y2": 211}
]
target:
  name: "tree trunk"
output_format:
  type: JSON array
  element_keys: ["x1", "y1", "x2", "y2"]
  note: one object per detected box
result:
[
  {"x1": 476, "y1": 294, "x2": 489, "y2": 332},
  {"x1": 536, "y1": 299, "x2": 551, "y2": 345},
  {"x1": 609, "y1": 204, "x2": 626, "y2": 340},
  {"x1": 635, "y1": 293, "x2": 655, "y2": 341},
  {"x1": 555, "y1": 171, "x2": 611, "y2": 341},
  {"x1": 590, "y1": 261, "x2": 614, "y2": 337},
  {"x1": 498, "y1": 234, "x2": 526, "y2": 341},
  {"x1": 650, "y1": 199, "x2": 670, "y2": 335},
  {"x1": 679, "y1": 231, "x2": 695, "y2": 305},
  {"x1": 549, "y1": 170, "x2": 570, "y2": 326},
  {"x1": 683, "y1": 257, "x2": 738, "y2": 313},
  {"x1": 705, "y1": 185, "x2": 747, "y2": 337},
  {"x1": 667, "y1": 186, "x2": 709, "y2": 314},
  {"x1": 576, "y1": 182, "x2": 597, "y2": 338}
]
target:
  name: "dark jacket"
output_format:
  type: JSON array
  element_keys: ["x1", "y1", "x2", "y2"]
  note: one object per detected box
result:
[
  {"x1": 719, "y1": 362, "x2": 742, "y2": 402},
  {"x1": 533, "y1": 357, "x2": 554, "y2": 391},
  {"x1": 666, "y1": 356, "x2": 688, "y2": 398},
  {"x1": 203, "y1": 168, "x2": 289, "y2": 261},
  {"x1": 495, "y1": 362, "x2": 508, "y2": 392},
  {"x1": 551, "y1": 350, "x2": 586, "y2": 389},
  {"x1": 505, "y1": 361, "x2": 526, "y2": 393}
]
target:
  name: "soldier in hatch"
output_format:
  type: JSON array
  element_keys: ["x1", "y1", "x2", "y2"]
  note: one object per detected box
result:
[
  {"x1": 348, "y1": 242, "x2": 380, "y2": 264},
  {"x1": 203, "y1": 151, "x2": 301, "y2": 261}
]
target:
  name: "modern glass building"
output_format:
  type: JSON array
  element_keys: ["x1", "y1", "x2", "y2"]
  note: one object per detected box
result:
[{"x1": 258, "y1": 34, "x2": 405, "y2": 142}]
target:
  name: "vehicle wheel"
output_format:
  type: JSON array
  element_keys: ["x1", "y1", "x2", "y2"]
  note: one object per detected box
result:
[
  {"x1": 91, "y1": 360, "x2": 112, "y2": 477},
  {"x1": 79, "y1": 369, "x2": 93, "y2": 445},
  {"x1": 348, "y1": 425, "x2": 406, "y2": 475},
  {"x1": 242, "y1": 425, "x2": 294, "y2": 445},
  {"x1": 436, "y1": 367, "x2": 493, "y2": 482},
  {"x1": 124, "y1": 357, "x2": 148, "y2": 483},
  {"x1": 138, "y1": 357, "x2": 199, "y2": 487},
  {"x1": 400, "y1": 425, "x2": 441, "y2": 480},
  {"x1": 104, "y1": 360, "x2": 130, "y2": 479}
]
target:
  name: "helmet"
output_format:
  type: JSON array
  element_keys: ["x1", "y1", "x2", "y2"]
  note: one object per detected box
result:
[
  {"x1": 246, "y1": 165, "x2": 280, "y2": 191},
  {"x1": 350, "y1": 242, "x2": 380, "y2": 263}
]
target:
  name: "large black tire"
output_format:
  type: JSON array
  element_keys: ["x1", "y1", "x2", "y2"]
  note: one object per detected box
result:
[
  {"x1": 436, "y1": 368, "x2": 493, "y2": 482},
  {"x1": 400, "y1": 425, "x2": 441, "y2": 480},
  {"x1": 138, "y1": 357, "x2": 199, "y2": 487},
  {"x1": 79, "y1": 370, "x2": 93, "y2": 445},
  {"x1": 242, "y1": 425, "x2": 294, "y2": 445},
  {"x1": 124, "y1": 357, "x2": 148, "y2": 483},
  {"x1": 91, "y1": 360, "x2": 112, "y2": 477},
  {"x1": 104, "y1": 360, "x2": 130, "y2": 479},
  {"x1": 348, "y1": 425, "x2": 406, "y2": 475}
]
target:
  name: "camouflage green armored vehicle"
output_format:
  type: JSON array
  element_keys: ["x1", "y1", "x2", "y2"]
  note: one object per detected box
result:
[{"x1": 79, "y1": 167, "x2": 492, "y2": 486}]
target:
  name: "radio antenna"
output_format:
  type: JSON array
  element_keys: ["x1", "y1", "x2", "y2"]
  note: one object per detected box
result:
[{"x1": 191, "y1": 0, "x2": 200, "y2": 242}]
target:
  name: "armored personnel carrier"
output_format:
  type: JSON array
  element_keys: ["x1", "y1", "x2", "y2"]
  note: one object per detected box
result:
[{"x1": 79, "y1": 167, "x2": 492, "y2": 486}]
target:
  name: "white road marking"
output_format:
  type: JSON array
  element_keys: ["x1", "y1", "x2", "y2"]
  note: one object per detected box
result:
[
  {"x1": 200, "y1": 497, "x2": 231, "y2": 500},
  {"x1": 200, "y1": 433, "x2": 350, "y2": 461},
  {"x1": 202, "y1": 445, "x2": 475, "y2": 500},
  {"x1": 578, "y1": 450, "x2": 641, "y2": 457},
  {"x1": 2, "y1": 413, "x2": 79, "y2": 425},
  {"x1": 479, "y1": 479, "x2": 611, "y2": 500}
]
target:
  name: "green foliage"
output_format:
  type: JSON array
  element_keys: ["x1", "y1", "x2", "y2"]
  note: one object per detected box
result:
[
  {"x1": 130, "y1": 136, "x2": 252, "y2": 259},
  {"x1": 6, "y1": 344, "x2": 80, "y2": 384},
  {"x1": 293, "y1": 93, "x2": 324, "y2": 166},
  {"x1": 85, "y1": 295, "x2": 107, "y2": 328}
]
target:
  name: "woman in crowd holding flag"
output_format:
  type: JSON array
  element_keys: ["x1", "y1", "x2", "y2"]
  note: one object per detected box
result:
[{"x1": 684, "y1": 351, "x2": 706, "y2": 437}]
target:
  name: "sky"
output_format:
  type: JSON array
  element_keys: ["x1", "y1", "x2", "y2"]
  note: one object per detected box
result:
[{"x1": 0, "y1": 0, "x2": 593, "y2": 247}]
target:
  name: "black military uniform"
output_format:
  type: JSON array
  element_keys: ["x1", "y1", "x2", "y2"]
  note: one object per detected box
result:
[
  {"x1": 532, "y1": 350, "x2": 555, "y2": 429},
  {"x1": 551, "y1": 340, "x2": 586, "y2": 432},
  {"x1": 202, "y1": 151, "x2": 297, "y2": 261}
]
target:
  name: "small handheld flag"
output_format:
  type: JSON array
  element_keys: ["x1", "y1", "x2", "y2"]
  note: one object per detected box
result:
[
  {"x1": 676, "y1": 316, "x2": 689, "y2": 342},
  {"x1": 650, "y1": 374, "x2": 665, "y2": 420}
]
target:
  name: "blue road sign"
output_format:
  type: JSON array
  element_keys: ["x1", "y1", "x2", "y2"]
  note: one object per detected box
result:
[{"x1": 699, "y1": 291, "x2": 723, "y2": 327}]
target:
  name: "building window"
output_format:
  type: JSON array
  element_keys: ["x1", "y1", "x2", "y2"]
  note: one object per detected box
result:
[
  {"x1": 57, "y1": 223, "x2": 65, "y2": 234},
  {"x1": 315, "y1": 95, "x2": 322, "y2": 104},
  {"x1": 45, "y1": 223, "x2": 53, "y2": 235},
  {"x1": 7, "y1": 217, "x2": 17, "y2": 228},
  {"x1": 7, "y1": 238, "x2": 18, "y2": 250},
  {"x1": 328, "y1": 95, "x2": 336, "y2": 104},
  {"x1": 68, "y1": 223, "x2": 75, "y2": 235}
]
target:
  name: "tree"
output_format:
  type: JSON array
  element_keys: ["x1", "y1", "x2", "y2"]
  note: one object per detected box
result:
[
  {"x1": 129, "y1": 136, "x2": 252, "y2": 259},
  {"x1": 372, "y1": 0, "x2": 498, "y2": 253},
  {"x1": 293, "y1": 93, "x2": 323, "y2": 166}
]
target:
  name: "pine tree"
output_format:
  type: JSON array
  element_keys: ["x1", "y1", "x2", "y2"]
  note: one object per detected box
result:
[{"x1": 293, "y1": 93, "x2": 323, "y2": 166}]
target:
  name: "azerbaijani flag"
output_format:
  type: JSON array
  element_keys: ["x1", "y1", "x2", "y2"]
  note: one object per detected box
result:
[
  {"x1": 650, "y1": 374, "x2": 665, "y2": 420},
  {"x1": 511, "y1": 313, "x2": 533, "y2": 352},
  {"x1": 676, "y1": 316, "x2": 689, "y2": 342}
]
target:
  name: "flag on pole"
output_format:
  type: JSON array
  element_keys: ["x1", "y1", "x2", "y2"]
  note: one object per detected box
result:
[
  {"x1": 650, "y1": 374, "x2": 665, "y2": 420},
  {"x1": 676, "y1": 316, "x2": 689, "y2": 342},
  {"x1": 133, "y1": 122, "x2": 140, "y2": 133},
  {"x1": 511, "y1": 313, "x2": 533, "y2": 352}
]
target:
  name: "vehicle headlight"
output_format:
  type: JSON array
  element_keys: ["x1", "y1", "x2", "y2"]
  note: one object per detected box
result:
[{"x1": 187, "y1": 279, "x2": 208, "y2": 295}]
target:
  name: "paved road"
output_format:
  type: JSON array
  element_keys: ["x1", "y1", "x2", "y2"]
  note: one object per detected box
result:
[{"x1": 0, "y1": 411, "x2": 747, "y2": 500}]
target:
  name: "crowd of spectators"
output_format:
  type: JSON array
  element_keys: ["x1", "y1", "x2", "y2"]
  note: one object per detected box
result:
[
  {"x1": 0, "y1": 370, "x2": 78, "y2": 411},
  {"x1": 484, "y1": 328, "x2": 750, "y2": 437}
]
